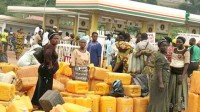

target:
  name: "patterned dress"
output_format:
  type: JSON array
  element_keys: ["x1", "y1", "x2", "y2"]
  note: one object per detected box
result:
[
  {"x1": 115, "y1": 41, "x2": 133, "y2": 73},
  {"x1": 142, "y1": 51, "x2": 156, "y2": 88},
  {"x1": 15, "y1": 33, "x2": 25, "y2": 56},
  {"x1": 148, "y1": 52, "x2": 170, "y2": 112}
]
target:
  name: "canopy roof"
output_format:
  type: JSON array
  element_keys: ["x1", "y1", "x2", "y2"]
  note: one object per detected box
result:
[
  {"x1": 7, "y1": 1, "x2": 200, "y2": 26},
  {"x1": 0, "y1": 15, "x2": 40, "y2": 25},
  {"x1": 56, "y1": 0, "x2": 186, "y2": 24},
  {"x1": 188, "y1": 14, "x2": 200, "y2": 24},
  {"x1": 7, "y1": 6, "x2": 88, "y2": 15}
]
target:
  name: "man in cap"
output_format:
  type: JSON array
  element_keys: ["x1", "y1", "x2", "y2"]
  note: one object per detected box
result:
[
  {"x1": 53, "y1": 26, "x2": 58, "y2": 33},
  {"x1": 34, "y1": 25, "x2": 43, "y2": 35},
  {"x1": 58, "y1": 30, "x2": 63, "y2": 43}
]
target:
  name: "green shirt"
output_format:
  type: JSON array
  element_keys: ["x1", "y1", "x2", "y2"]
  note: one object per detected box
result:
[{"x1": 190, "y1": 45, "x2": 200, "y2": 62}]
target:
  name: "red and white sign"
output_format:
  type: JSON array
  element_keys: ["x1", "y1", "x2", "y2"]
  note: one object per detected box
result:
[{"x1": 147, "y1": 32, "x2": 156, "y2": 44}]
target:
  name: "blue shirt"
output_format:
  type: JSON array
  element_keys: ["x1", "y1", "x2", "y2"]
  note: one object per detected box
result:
[{"x1": 87, "y1": 41, "x2": 102, "y2": 66}]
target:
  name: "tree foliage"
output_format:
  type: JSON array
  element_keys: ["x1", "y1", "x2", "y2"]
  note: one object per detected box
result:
[
  {"x1": 0, "y1": 0, "x2": 55, "y2": 15},
  {"x1": 169, "y1": 26, "x2": 186, "y2": 39},
  {"x1": 179, "y1": 0, "x2": 200, "y2": 14},
  {"x1": 146, "y1": 0, "x2": 157, "y2": 5},
  {"x1": 1, "y1": 0, "x2": 200, "y2": 15},
  {"x1": 131, "y1": 0, "x2": 157, "y2": 5}
]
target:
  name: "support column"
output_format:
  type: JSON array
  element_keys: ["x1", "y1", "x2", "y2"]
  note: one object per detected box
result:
[
  {"x1": 153, "y1": 22, "x2": 157, "y2": 33},
  {"x1": 57, "y1": 16, "x2": 60, "y2": 30},
  {"x1": 141, "y1": 21, "x2": 147, "y2": 33},
  {"x1": 2, "y1": 22, "x2": 6, "y2": 33},
  {"x1": 105, "y1": 23, "x2": 109, "y2": 35},
  {"x1": 185, "y1": 24, "x2": 189, "y2": 33},
  {"x1": 111, "y1": 18, "x2": 115, "y2": 32},
  {"x1": 168, "y1": 23, "x2": 171, "y2": 37},
  {"x1": 89, "y1": 13, "x2": 99, "y2": 35},
  {"x1": 43, "y1": 14, "x2": 46, "y2": 31},
  {"x1": 105, "y1": 22, "x2": 112, "y2": 35},
  {"x1": 124, "y1": 20, "x2": 128, "y2": 33},
  {"x1": 73, "y1": 15, "x2": 78, "y2": 37}
]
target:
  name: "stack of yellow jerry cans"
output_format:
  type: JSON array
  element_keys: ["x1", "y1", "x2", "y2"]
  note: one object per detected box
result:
[
  {"x1": 0, "y1": 62, "x2": 151, "y2": 112},
  {"x1": 0, "y1": 62, "x2": 67, "y2": 111},
  {"x1": 188, "y1": 71, "x2": 200, "y2": 112},
  {"x1": 57, "y1": 65, "x2": 149, "y2": 112}
]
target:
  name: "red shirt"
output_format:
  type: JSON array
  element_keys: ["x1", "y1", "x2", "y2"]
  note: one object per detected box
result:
[{"x1": 166, "y1": 46, "x2": 174, "y2": 62}]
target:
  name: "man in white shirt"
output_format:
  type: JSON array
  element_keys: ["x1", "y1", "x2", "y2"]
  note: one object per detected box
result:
[
  {"x1": 62, "y1": 32, "x2": 70, "y2": 40},
  {"x1": 111, "y1": 41, "x2": 118, "y2": 57},
  {"x1": 58, "y1": 30, "x2": 63, "y2": 43},
  {"x1": 135, "y1": 33, "x2": 156, "y2": 74},
  {"x1": 62, "y1": 32, "x2": 70, "y2": 44},
  {"x1": 42, "y1": 29, "x2": 50, "y2": 46},
  {"x1": 34, "y1": 25, "x2": 43, "y2": 35},
  {"x1": 136, "y1": 33, "x2": 155, "y2": 55},
  {"x1": 32, "y1": 30, "x2": 42, "y2": 45},
  {"x1": 111, "y1": 37, "x2": 119, "y2": 69}
]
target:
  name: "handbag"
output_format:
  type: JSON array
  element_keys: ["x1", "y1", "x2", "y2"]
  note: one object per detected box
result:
[
  {"x1": 74, "y1": 66, "x2": 89, "y2": 82},
  {"x1": 110, "y1": 80, "x2": 124, "y2": 97},
  {"x1": 33, "y1": 47, "x2": 44, "y2": 64},
  {"x1": 133, "y1": 74, "x2": 149, "y2": 97}
]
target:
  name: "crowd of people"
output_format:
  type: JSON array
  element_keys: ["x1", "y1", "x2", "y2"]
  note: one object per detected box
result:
[
  {"x1": 0, "y1": 28, "x2": 29, "y2": 62},
  {"x1": 0, "y1": 25, "x2": 78, "y2": 65},
  {"x1": 69, "y1": 31, "x2": 200, "y2": 112},
  {"x1": 0, "y1": 24, "x2": 200, "y2": 112},
  {"x1": 104, "y1": 32, "x2": 200, "y2": 112}
]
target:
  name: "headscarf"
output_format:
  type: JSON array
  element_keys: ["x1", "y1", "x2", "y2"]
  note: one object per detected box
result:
[
  {"x1": 177, "y1": 36, "x2": 186, "y2": 44},
  {"x1": 172, "y1": 39, "x2": 176, "y2": 44},
  {"x1": 164, "y1": 36, "x2": 172, "y2": 44},
  {"x1": 53, "y1": 26, "x2": 57, "y2": 29},
  {"x1": 48, "y1": 32, "x2": 58, "y2": 40},
  {"x1": 158, "y1": 39, "x2": 167, "y2": 47},
  {"x1": 79, "y1": 36, "x2": 87, "y2": 42}
]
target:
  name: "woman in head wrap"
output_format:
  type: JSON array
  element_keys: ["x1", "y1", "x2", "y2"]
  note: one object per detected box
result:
[
  {"x1": 15, "y1": 28, "x2": 25, "y2": 59},
  {"x1": 31, "y1": 32, "x2": 59, "y2": 109},
  {"x1": 148, "y1": 39, "x2": 170, "y2": 112},
  {"x1": 71, "y1": 36, "x2": 90, "y2": 81},
  {"x1": 112, "y1": 32, "x2": 133, "y2": 73},
  {"x1": 169, "y1": 36, "x2": 190, "y2": 112}
]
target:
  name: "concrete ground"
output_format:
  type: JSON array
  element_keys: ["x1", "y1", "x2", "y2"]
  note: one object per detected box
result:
[{"x1": 7, "y1": 47, "x2": 29, "y2": 65}]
